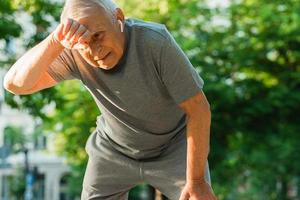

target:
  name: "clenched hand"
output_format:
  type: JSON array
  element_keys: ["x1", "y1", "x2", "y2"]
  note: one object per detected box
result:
[
  {"x1": 53, "y1": 18, "x2": 91, "y2": 49},
  {"x1": 179, "y1": 180, "x2": 218, "y2": 200}
]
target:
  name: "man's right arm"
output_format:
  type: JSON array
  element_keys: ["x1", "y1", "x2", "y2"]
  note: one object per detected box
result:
[
  {"x1": 3, "y1": 19, "x2": 90, "y2": 95},
  {"x1": 3, "y1": 33, "x2": 64, "y2": 95}
]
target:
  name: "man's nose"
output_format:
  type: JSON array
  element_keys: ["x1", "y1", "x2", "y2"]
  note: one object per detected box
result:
[
  {"x1": 89, "y1": 44, "x2": 97, "y2": 53},
  {"x1": 89, "y1": 43, "x2": 102, "y2": 58},
  {"x1": 94, "y1": 55, "x2": 100, "y2": 60}
]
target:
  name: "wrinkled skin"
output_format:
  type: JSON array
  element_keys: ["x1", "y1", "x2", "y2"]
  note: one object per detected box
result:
[{"x1": 53, "y1": 4, "x2": 125, "y2": 70}]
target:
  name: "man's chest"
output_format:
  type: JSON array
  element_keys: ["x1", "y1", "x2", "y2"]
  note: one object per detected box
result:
[{"x1": 83, "y1": 60, "x2": 173, "y2": 117}]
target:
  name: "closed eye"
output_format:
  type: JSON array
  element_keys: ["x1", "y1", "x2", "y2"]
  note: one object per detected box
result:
[{"x1": 92, "y1": 31, "x2": 105, "y2": 40}]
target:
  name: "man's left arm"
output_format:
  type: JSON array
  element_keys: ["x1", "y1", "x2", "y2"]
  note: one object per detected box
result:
[{"x1": 179, "y1": 91, "x2": 217, "y2": 200}]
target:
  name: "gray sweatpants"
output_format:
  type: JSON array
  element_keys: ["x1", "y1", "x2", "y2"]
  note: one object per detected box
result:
[{"x1": 81, "y1": 129, "x2": 211, "y2": 200}]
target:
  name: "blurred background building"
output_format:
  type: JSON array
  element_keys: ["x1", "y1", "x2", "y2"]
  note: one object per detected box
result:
[{"x1": 0, "y1": 69, "x2": 71, "y2": 200}]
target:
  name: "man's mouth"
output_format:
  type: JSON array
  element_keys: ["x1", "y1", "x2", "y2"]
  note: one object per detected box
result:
[{"x1": 96, "y1": 51, "x2": 111, "y2": 62}]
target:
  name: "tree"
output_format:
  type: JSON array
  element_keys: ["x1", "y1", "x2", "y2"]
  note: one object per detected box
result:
[
  {"x1": 3, "y1": 126, "x2": 26, "y2": 153},
  {"x1": 2, "y1": 0, "x2": 299, "y2": 199},
  {"x1": 0, "y1": 0, "x2": 22, "y2": 66}
]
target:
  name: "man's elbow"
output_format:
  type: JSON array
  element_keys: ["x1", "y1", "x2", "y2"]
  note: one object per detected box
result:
[
  {"x1": 3, "y1": 76, "x2": 15, "y2": 93},
  {"x1": 3, "y1": 84, "x2": 21, "y2": 95},
  {"x1": 3, "y1": 79, "x2": 30, "y2": 96}
]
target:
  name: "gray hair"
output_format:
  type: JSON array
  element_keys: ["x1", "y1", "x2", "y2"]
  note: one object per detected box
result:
[{"x1": 60, "y1": 0, "x2": 118, "y2": 22}]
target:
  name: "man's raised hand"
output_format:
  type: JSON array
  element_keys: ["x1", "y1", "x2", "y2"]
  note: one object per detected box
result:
[{"x1": 53, "y1": 18, "x2": 91, "y2": 49}]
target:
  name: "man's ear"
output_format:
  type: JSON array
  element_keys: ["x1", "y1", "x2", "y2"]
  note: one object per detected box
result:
[{"x1": 115, "y1": 8, "x2": 125, "y2": 22}]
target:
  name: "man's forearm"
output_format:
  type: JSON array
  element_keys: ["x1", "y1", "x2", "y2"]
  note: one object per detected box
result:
[
  {"x1": 186, "y1": 105, "x2": 211, "y2": 182},
  {"x1": 3, "y1": 33, "x2": 63, "y2": 91}
]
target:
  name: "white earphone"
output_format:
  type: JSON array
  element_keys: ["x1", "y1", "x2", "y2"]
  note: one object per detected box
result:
[{"x1": 118, "y1": 20, "x2": 124, "y2": 33}]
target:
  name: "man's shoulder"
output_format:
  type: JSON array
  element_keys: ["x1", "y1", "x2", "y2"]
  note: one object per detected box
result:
[{"x1": 126, "y1": 18, "x2": 170, "y2": 44}]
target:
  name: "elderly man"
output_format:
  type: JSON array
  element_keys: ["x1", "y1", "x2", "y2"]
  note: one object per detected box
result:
[{"x1": 3, "y1": 0, "x2": 217, "y2": 199}]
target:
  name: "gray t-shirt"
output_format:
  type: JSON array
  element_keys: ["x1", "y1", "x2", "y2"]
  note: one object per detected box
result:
[{"x1": 47, "y1": 18, "x2": 204, "y2": 160}]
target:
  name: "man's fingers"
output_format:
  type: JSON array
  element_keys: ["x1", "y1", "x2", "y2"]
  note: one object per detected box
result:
[
  {"x1": 206, "y1": 192, "x2": 218, "y2": 200},
  {"x1": 65, "y1": 21, "x2": 80, "y2": 40},
  {"x1": 78, "y1": 30, "x2": 92, "y2": 45},
  {"x1": 62, "y1": 18, "x2": 73, "y2": 36},
  {"x1": 55, "y1": 23, "x2": 64, "y2": 41},
  {"x1": 179, "y1": 190, "x2": 189, "y2": 200},
  {"x1": 56, "y1": 18, "x2": 91, "y2": 49},
  {"x1": 69, "y1": 24, "x2": 87, "y2": 47}
]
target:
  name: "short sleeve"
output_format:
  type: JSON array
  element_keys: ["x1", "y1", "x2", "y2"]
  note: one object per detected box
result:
[
  {"x1": 160, "y1": 31, "x2": 204, "y2": 105},
  {"x1": 47, "y1": 49, "x2": 79, "y2": 82}
]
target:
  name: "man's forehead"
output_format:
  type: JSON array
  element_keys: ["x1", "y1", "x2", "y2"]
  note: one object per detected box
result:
[
  {"x1": 62, "y1": 2, "x2": 109, "y2": 32},
  {"x1": 79, "y1": 14, "x2": 107, "y2": 33},
  {"x1": 62, "y1": 1, "x2": 108, "y2": 21}
]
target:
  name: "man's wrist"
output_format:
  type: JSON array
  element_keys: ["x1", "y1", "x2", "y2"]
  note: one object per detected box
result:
[
  {"x1": 186, "y1": 177, "x2": 206, "y2": 185},
  {"x1": 49, "y1": 33, "x2": 64, "y2": 50}
]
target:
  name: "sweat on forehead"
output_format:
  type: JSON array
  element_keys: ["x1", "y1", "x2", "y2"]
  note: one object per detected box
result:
[{"x1": 60, "y1": 0, "x2": 117, "y2": 22}]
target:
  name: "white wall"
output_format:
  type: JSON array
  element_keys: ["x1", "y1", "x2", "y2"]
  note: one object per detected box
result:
[{"x1": 0, "y1": 69, "x2": 35, "y2": 146}]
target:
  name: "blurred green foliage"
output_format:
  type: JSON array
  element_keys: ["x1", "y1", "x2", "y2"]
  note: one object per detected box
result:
[
  {"x1": 1, "y1": 0, "x2": 299, "y2": 199},
  {"x1": 7, "y1": 167, "x2": 26, "y2": 199},
  {"x1": 3, "y1": 126, "x2": 26, "y2": 153}
]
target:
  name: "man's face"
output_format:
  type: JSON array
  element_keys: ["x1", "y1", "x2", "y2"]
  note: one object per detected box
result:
[{"x1": 76, "y1": 7, "x2": 125, "y2": 70}]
